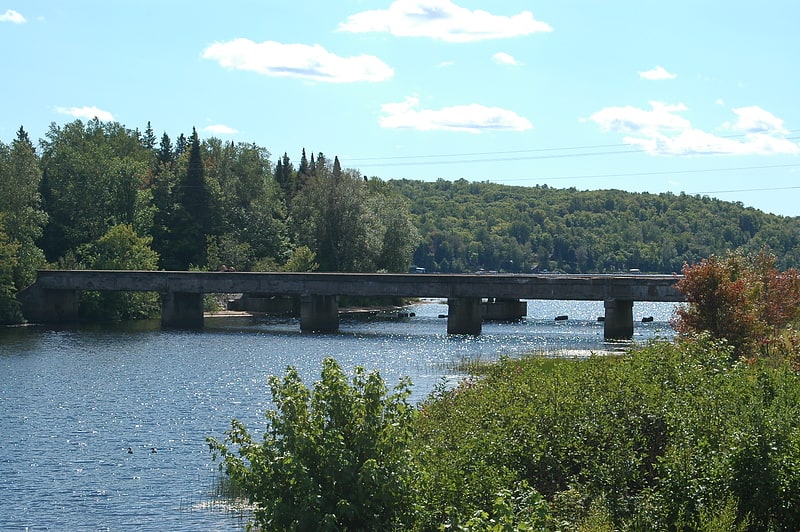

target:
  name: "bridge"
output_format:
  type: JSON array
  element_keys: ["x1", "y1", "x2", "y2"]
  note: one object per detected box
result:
[{"x1": 19, "y1": 270, "x2": 684, "y2": 339}]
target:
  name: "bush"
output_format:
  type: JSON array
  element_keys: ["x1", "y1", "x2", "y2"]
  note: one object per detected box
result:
[
  {"x1": 411, "y1": 339, "x2": 800, "y2": 531},
  {"x1": 208, "y1": 357, "x2": 417, "y2": 531},
  {"x1": 672, "y1": 249, "x2": 800, "y2": 361}
]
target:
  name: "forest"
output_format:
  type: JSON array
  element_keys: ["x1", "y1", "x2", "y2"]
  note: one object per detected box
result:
[{"x1": 2, "y1": 118, "x2": 799, "y2": 323}]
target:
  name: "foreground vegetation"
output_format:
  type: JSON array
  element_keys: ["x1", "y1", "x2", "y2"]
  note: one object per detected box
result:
[
  {"x1": 209, "y1": 340, "x2": 800, "y2": 531},
  {"x1": 208, "y1": 251, "x2": 800, "y2": 530}
]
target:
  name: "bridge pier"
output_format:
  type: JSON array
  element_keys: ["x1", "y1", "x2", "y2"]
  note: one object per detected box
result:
[
  {"x1": 604, "y1": 299, "x2": 633, "y2": 340},
  {"x1": 482, "y1": 298, "x2": 527, "y2": 321},
  {"x1": 447, "y1": 297, "x2": 482, "y2": 335},
  {"x1": 161, "y1": 292, "x2": 204, "y2": 329},
  {"x1": 300, "y1": 295, "x2": 339, "y2": 332}
]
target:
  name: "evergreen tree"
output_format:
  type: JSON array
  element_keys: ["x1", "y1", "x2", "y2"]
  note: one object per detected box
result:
[
  {"x1": 175, "y1": 133, "x2": 188, "y2": 157},
  {"x1": 156, "y1": 132, "x2": 174, "y2": 172},
  {"x1": 333, "y1": 156, "x2": 342, "y2": 180},
  {"x1": 142, "y1": 121, "x2": 156, "y2": 150},
  {"x1": 169, "y1": 127, "x2": 210, "y2": 269},
  {"x1": 298, "y1": 148, "x2": 309, "y2": 177},
  {"x1": 0, "y1": 127, "x2": 47, "y2": 289},
  {"x1": 275, "y1": 152, "x2": 295, "y2": 197}
]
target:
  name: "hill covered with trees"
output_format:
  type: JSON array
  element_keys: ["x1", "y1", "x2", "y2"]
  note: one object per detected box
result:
[
  {"x1": 391, "y1": 178, "x2": 800, "y2": 274},
  {"x1": 2, "y1": 118, "x2": 799, "y2": 322}
]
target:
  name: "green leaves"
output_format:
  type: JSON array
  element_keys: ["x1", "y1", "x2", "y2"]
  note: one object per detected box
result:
[{"x1": 208, "y1": 357, "x2": 416, "y2": 531}]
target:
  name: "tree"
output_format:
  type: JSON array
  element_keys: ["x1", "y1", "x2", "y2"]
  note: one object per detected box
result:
[
  {"x1": 0, "y1": 127, "x2": 47, "y2": 290},
  {"x1": 0, "y1": 221, "x2": 22, "y2": 323},
  {"x1": 672, "y1": 249, "x2": 800, "y2": 360},
  {"x1": 208, "y1": 357, "x2": 416, "y2": 531},
  {"x1": 38, "y1": 119, "x2": 149, "y2": 263},
  {"x1": 168, "y1": 127, "x2": 211, "y2": 269},
  {"x1": 291, "y1": 166, "x2": 380, "y2": 271},
  {"x1": 74, "y1": 223, "x2": 160, "y2": 320}
]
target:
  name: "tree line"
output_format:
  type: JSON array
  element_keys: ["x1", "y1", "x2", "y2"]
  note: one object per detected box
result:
[
  {"x1": 394, "y1": 178, "x2": 800, "y2": 274},
  {"x1": 0, "y1": 119, "x2": 418, "y2": 323},
  {"x1": 3, "y1": 118, "x2": 800, "y2": 323}
]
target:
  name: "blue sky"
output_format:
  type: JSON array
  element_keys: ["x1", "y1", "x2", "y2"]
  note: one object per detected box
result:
[{"x1": 2, "y1": 1, "x2": 799, "y2": 216}]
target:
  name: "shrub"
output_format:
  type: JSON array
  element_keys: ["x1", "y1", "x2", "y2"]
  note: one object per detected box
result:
[
  {"x1": 208, "y1": 357, "x2": 417, "y2": 531},
  {"x1": 411, "y1": 339, "x2": 800, "y2": 531},
  {"x1": 672, "y1": 249, "x2": 800, "y2": 361}
]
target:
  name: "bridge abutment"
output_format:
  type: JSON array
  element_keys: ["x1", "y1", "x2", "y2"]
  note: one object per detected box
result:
[
  {"x1": 604, "y1": 299, "x2": 633, "y2": 340},
  {"x1": 300, "y1": 295, "x2": 339, "y2": 332},
  {"x1": 18, "y1": 285, "x2": 79, "y2": 323},
  {"x1": 447, "y1": 297, "x2": 482, "y2": 335},
  {"x1": 161, "y1": 292, "x2": 204, "y2": 329}
]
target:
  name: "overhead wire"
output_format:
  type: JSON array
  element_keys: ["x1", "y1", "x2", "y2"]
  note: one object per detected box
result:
[{"x1": 341, "y1": 131, "x2": 800, "y2": 197}]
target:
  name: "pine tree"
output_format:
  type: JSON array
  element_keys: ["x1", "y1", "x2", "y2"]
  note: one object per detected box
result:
[
  {"x1": 142, "y1": 121, "x2": 156, "y2": 150},
  {"x1": 156, "y1": 132, "x2": 174, "y2": 172},
  {"x1": 171, "y1": 127, "x2": 210, "y2": 268},
  {"x1": 333, "y1": 156, "x2": 342, "y2": 180}
]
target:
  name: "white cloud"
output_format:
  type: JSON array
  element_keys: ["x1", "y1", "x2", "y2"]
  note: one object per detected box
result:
[
  {"x1": 339, "y1": 0, "x2": 552, "y2": 43},
  {"x1": 203, "y1": 38, "x2": 394, "y2": 83},
  {"x1": 638, "y1": 65, "x2": 676, "y2": 80},
  {"x1": 0, "y1": 9, "x2": 25, "y2": 23},
  {"x1": 56, "y1": 106, "x2": 114, "y2": 122},
  {"x1": 588, "y1": 101, "x2": 799, "y2": 156},
  {"x1": 590, "y1": 101, "x2": 691, "y2": 136},
  {"x1": 203, "y1": 124, "x2": 238, "y2": 135},
  {"x1": 492, "y1": 52, "x2": 520, "y2": 66},
  {"x1": 380, "y1": 96, "x2": 532, "y2": 133},
  {"x1": 728, "y1": 105, "x2": 788, "y2": 134}
]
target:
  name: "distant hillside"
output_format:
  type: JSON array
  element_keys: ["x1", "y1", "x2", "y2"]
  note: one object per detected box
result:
[{"x1": 390, "y1": 178, "x2": 800, "y2": 274}]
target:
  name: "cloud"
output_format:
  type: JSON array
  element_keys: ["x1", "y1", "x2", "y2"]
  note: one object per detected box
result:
[
  {"x1": 728, "y1": 105, "x2": 788, "y2": 134},
  {"x1": 203, "y1": 38, "x2": 394, "y2": 83},
  {"x1": 203, "y1": 124, "x2": 238, "y2": 135},
  {"x1": 56, "y1": 106, "x2": 114, "y2": 122},
  {"x1": 339, "y1": 0, "x2": 552, "y2": 42},
  {"x1": 590, "y1": 101, "x2": 691, "y2": 136},
  {"x1": 638, "y1": 65, "x2": 676, "y2": 80},
  {"x1": 588, "y1": 101, "x2": 799, "y2": 156},
  {"x1": 380, "y1": 96, "x2": 533, "y2": 133},
  {"x1": 0, "y1": 9, "x2": 25, "y2": 23},
  {"x1": 492, "y1": 52, "x2": 520, "y2": 66}
]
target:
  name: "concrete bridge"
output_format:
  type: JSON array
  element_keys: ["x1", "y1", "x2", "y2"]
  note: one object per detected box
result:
[{"x1": 19, "y1": 270, "x2": 684, "y2": 339}]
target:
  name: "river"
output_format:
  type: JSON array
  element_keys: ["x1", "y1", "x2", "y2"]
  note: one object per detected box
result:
[{"x1": 0, "y1": 299, "x2": 676, "y2": 530}]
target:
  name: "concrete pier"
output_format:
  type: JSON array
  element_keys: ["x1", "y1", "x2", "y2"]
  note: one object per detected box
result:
[
  {"x1": 161, "y1": 292, "x2": 204, "y2": 329},
  {"x1": 604, "y1": 299, "x2": 634, "y2": 340},
  {"x1": 482, "y1": 298, "x2": 527, "y2": 321},
  {"x1": 300, "y1": 295, "x2": 339, "y2": 332},
  {"x1": 447, "y1": 297, "x2": 482, "y2": 335}
]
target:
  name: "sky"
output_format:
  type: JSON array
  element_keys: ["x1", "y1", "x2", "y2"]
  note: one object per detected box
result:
[{"x1": 2, "y1": 1, "x2": 800, "y2": 217}]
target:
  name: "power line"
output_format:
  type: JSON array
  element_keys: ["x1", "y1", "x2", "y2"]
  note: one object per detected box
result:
[
  {"x1": 344, "y1": 131, "x2": 800, "y2": 167},
  {"x1": 499, "y1": 162, "x2": 800, "y2": 184}
]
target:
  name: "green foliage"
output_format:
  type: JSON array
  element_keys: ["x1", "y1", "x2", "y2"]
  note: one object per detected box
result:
[
  {"x1": 283, "y1": 245, "x2": 319, "y2": 272},
  {"x1": 0, "y1": 221, "x2": 23, "y2": 324},
  {"x1": 391, "y1": 179, "x2": 800, "y2": 273},
  {"x1": 289, "y1": 159, "x2": 418, "y2": 272},
  {"x1": 0, "y1": 128, "x2": 47, "y2": 291},
  {"x1": 411, "y1": 339, "x2": 800, "y2": 531},
  {"x1": 208, "y1": 357, "x2": 417, "y2": 531},
  {"x1": 75, "y1": 224, "x2": 160, "y2": 320},
  {"x1": 39, "y1": 119, "x2": 150, "y2": 262},
  {"x1": 673, "y1": 249, "x2": 800, "y2": 360}
]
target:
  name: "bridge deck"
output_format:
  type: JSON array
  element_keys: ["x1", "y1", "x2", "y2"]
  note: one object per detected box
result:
[{"x1": 32, "y1": 270, "x2": 684, "y2": 302}]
